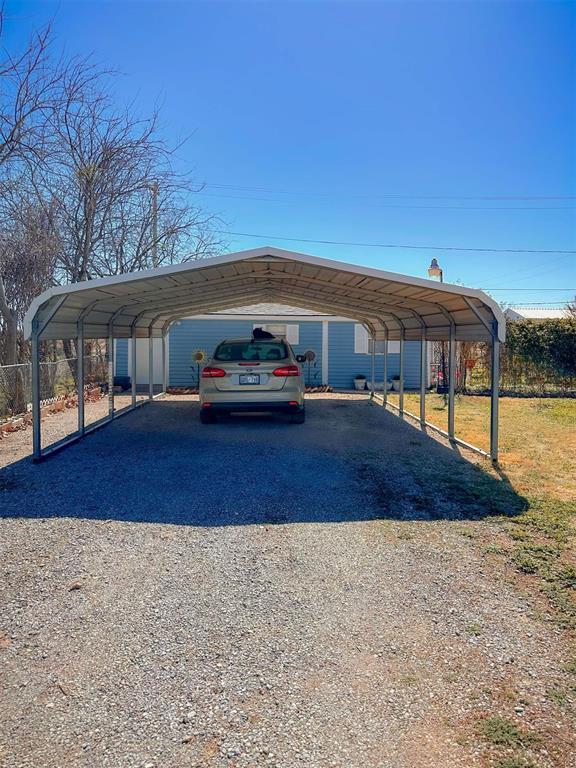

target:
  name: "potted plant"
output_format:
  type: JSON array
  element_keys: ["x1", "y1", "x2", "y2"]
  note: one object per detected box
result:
[
  {"x1": 353, "y1": 374, "x2": 367, "y2": 391},
  {"x1": 391, "y1": 375, "x2": 401, "y2": 392}
]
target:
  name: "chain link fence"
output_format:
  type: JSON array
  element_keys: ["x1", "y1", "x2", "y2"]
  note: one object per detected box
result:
[
  {"x1": 430, "y1": 341, "x2": 576, "y2": 396},
  {"x1": 0, "y1": 355, "x2": 109, "y2": 421},
  {"x1": 0, "y1": 363, "x2": 32, "y2": 420}
]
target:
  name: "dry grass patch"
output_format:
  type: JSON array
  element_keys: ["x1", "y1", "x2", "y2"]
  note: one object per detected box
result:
[{"x1": 386, "y1": 394, "x2": 576, "y2": 499}]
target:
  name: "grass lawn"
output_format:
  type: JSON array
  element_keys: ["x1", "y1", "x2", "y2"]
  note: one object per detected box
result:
[
  {"x1": 386, "y1": 393, "x2": 576, "y2": 632},
  {"x1": 386, "y1": 393, "x2": 576, "y2": 499}
]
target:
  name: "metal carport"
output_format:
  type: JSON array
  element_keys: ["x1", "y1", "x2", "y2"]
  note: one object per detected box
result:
[{"x1": 24, "y1": 246, "x2": 505, "y2": 462}]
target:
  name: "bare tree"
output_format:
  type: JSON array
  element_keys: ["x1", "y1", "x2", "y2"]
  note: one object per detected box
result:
[
  {"x1": 95, "y1": 180, "x2": 222, "y2": 277},
  {"x1": 0, "y1": 195, "x2": 56, "y2": 357},
  {"x1": 31, "y1": 66, "x2": 222, "y2": 283},
  {"x1": 0, "y1": 6, "x2": 61, "y2": 365},
  {"x1": 0, "y1": 5, "x2": 221, "y2": 374},
  {"x1": 0, "y1": 9, "x2": 58, "y2": 165}
]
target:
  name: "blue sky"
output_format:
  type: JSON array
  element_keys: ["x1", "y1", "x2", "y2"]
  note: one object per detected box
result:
[{"x1": 4, "y1": 0, "x2": 576, "y2": 305}]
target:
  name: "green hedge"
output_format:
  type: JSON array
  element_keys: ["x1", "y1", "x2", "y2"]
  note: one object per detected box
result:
[{"x1": 506, "y1": 319, "x2": 576, "y2": 378}]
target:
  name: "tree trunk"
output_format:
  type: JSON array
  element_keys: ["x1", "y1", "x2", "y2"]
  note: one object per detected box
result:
[{"x1": 0, "y1": 275, "x2": 27, "y2": 414}]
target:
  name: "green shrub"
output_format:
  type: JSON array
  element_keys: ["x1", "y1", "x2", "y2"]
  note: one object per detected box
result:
[
  {"x1": 506, "y1": 318, "x2": 576, "y2": 379},
  {"x1": 479, "y1": 716, "x2": 539, "y2": 747},
  {"x1": 496, "y1": 757, "x2": 539, "y2": 768}
]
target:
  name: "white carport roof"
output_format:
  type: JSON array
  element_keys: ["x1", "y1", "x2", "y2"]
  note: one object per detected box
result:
[{"x1": 24, "y1": 247, "x2": 505, "y2": 342}]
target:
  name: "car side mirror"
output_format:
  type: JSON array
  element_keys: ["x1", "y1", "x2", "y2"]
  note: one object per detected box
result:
[{"x1": 296, "y1": 354, "x2": 306, "y2": 363}]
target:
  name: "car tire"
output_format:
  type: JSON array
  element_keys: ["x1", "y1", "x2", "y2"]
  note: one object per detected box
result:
[
  {"x1": 200, "y1": 409, "x2": 215, "y2": 424},
  {"x1": 290, "y1": 409, "x2": 305, "y2": 424}
]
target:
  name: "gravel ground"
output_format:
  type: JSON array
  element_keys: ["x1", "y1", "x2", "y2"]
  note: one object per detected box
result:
[
  {"x1": 0, "y1": 394, "x2": 136, "y2": 466},
  {"x1": 0, "y1": 394, "x2": 574, "y2": 768}
]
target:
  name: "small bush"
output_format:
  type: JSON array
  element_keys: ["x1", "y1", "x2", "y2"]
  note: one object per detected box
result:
[
  {"x1": 512, "y1": 543, "x2": 557, "y2": 575},
  {"x1": 479, "y1": 716, "x2": 539, "y2": 748},
  {"x1": 563, "y1": 659, "x2": 576, "y2": 675},
  {"x1": 546, "y1": 686, "x2": 567, "y2": 706},
  {"x1": 556, "y1": 564, "x2": 576, "y2": 589},
  {"x1": 496, "y1": 757, "x2": 539, "y2": 768}
]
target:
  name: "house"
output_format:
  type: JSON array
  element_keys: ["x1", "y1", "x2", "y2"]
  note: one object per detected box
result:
[
  {"x1": 115, "y1": 303, "x2": 432, "y2": 390},
  {"x1": 504, "y1": 305, "x2": 570, "y2": 322}
]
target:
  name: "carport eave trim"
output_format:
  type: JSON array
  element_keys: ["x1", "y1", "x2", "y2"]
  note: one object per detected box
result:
[{"x1": 23, "y1": 246, "x2": 505, "y2": 341}]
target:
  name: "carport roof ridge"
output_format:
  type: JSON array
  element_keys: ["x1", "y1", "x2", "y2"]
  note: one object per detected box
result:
[{"x1": 24, "y1": 246, "x2": 505, "y2": 343}]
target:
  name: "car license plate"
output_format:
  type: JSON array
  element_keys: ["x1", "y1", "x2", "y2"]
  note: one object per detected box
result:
[{"x1": 239, "y1": 374, "x2": 260, "y2": 385}]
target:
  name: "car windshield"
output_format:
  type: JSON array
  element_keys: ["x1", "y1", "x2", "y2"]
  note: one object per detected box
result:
[{"x1": 214, "y1": 340, "x2": 289, "y2": 362}]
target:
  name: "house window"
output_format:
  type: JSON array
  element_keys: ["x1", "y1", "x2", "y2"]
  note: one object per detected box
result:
[
  {"x1": 354, "y1": 324, "x2": 400, "y2": 354},
  {"x1": 254, "y1": 323, "x2": 299, "y2": 345}
]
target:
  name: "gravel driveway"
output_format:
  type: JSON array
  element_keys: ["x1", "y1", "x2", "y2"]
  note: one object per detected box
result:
[{"x1": 0, "y1": 395, "x2": 573, "y2": 767}]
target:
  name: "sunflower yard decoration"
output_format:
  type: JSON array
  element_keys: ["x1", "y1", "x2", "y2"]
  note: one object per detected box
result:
[{"x1": 191, "y1": 349, "x2": 207, "y2": 387}]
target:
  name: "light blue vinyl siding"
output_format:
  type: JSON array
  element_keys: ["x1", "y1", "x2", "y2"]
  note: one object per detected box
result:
[
  {"x1": 327, "y1": 322, "x2": 422, "y2": 389},
  {"x1": 116, "y1": 339, "x2": 129, "y2": 376},
  {"x1": 168, "y1": 319, "x2": 324, "y2": 387},
  {"x1": 115, "y1": 319, "x2": 423, "y2": 389}
]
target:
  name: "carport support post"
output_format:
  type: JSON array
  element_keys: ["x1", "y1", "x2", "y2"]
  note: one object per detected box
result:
[
  {"x1": 490, "y1": 329, "x2": 500, "y2": 463},
  {"x1": 383, "y1": 334, "x2": 388, "y2": 406},
  {"x1": 448, "y1": 323, "x2": 456, "y2": 441},
  {"x1": 148, "y1": 331, "x2": 154, "y2": 399},
  {"x1": 370, "y1": 334, "x2": 376, "y2": 397},
  {"x1": 162, "y1": 333, "x2": 167, "y2": 394},
  {"x1": 131, "y1": 326, "x2": 137, "y2": 405},
  {"x1": 31, "y1": 321, "x2": 41, "y2": 461},
  {"x1": 419, "y1": 327, "x2": 426, "y2": 427},
  {"x1": 108, "y1": 326, "x2": 114, "y2": 418},
  {"x1": 77, "y1": 320, "x2": 85, "y2": 435},
  {"x1": 399, "y1": 328, "x2": 405, "y2": 415}
]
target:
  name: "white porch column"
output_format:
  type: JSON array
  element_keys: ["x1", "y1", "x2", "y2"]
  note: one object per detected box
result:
[
  {"x1": 321, "y1": 320, "x2": 329, "y2": 386},
  {"x1": 162, "y1": 333, "x2": 168, "y2": 394}
]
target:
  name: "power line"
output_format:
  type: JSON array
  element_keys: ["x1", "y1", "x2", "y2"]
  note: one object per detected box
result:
[
  {"x1": 219, "y1": 229, "x2": 576, "y2": 255},
  {"x1": 207, "y1": 182, "x2": 576, "y2": 202},
  {"x1": 200, "y1": 191, "x2": 574, "y2": 212}
]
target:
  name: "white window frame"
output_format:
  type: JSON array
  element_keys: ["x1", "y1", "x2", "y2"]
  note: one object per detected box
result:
[
  {"x1": 254, "y1": 323, "x2": 299, "y2": 345},
  {"x1": 354, "y1": 324, "x2": 400, "y2": 354}
]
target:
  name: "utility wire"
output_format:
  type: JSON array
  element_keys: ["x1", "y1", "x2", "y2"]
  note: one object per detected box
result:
[
  {"x1": 200, "y1": 191, "x2": 574, "y2": 212},
  {"x1": 206, "y1": 182, "x2": 576, "y2": 202},
  {"x1": 219, "y1": 229, "x2": 576, "y2": 255}
]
